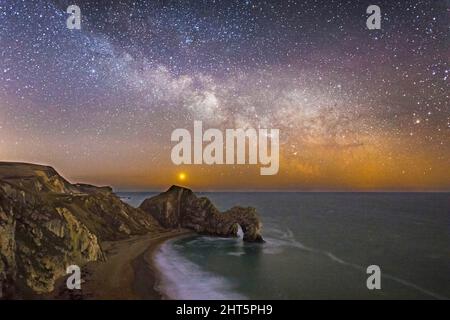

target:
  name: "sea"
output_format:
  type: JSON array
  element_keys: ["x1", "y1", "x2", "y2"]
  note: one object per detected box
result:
[{"x1": 118, "y1": 192, "x2": 450, "y2": 300}]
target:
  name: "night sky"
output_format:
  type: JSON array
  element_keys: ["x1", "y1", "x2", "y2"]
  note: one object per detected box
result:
[{"x1": 0, "y1": 0, "x2": 449, "y2": 190}]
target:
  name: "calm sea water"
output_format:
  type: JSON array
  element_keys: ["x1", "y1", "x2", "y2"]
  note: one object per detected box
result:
[{"x1": 118, "y1": 192, "x2": 450, "y2": 300}]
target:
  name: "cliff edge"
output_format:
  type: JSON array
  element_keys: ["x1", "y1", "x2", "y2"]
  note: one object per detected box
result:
[
  {"x1": 0, "y1": 163, "x2": 264, "y2": 299},
  {"x1": 0, "y1": 162, "x2": 161, "y2": 298}
]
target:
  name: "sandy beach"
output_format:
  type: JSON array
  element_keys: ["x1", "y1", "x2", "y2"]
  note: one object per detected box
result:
[{"x1": 51, "y1": 230, "x2": 193, "y2": 300}]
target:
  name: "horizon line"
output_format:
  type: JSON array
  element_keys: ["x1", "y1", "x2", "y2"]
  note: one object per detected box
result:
[{"x1": 114, "y1": 188, "x2": 450, "y2": 193}]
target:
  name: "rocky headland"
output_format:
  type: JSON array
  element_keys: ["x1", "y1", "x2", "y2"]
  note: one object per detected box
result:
[
  {"x1": 0, "y1": 162, "x2": 264, "y2": 299},
  {"x1": 140, "y1": 185, "x2": 264, "y2": 243},
  {"x1": 0, "y1": 162, "x2": 162, "y2": 298}
]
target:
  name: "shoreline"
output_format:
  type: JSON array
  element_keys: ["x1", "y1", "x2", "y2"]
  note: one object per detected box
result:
[
  {"x1": 50, "y1": 229, "x2": 194, "y2": 300},
  {"x1": 131, "y1": 230, "x2": 195, "y2": 300}
]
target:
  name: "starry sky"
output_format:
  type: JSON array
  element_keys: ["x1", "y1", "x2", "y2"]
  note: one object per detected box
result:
[{"x1": 0, "y1": 0, "x2": 449, "y2": 191}]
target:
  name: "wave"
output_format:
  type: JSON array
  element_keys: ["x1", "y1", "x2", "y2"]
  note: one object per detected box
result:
[
  {"x1": 155, "y1": 239, "x2": 247, "y2": 300},
  {"x1": 265, "y1": 225, "x2": 449, "y2": 300},
  {"x1": 156, "y1": 223, "x2": 448, "y2": 300}
]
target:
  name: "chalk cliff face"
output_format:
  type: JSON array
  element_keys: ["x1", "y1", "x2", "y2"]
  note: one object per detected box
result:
[
  {"x1": 0, "y1": 163, "x2": 265, "y2": 298},
  {"x1": 139, "y1": 185, "x2": 264, "y2": 243},
  {"x1": 0, "y1": 162, "x2": 161, "y2": 298}
]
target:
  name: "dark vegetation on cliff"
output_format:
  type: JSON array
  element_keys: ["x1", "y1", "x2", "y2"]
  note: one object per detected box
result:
[{"x1": 0, "y1": 162, "x2": 264, "y2": 299}]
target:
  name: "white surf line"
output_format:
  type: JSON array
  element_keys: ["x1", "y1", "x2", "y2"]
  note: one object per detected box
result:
[
  {"x1": 279, "y1": 228, "x2": 449, "y2": 300},
  {"x1": 155, "y1": 238, "x2": 248, "y2": 300},
  {"x1": 381, "y1": 272, "x2": 448, "y2": 300},
  {"x1": 323, "y1": 251, "x2": 448, "y2": 300}
]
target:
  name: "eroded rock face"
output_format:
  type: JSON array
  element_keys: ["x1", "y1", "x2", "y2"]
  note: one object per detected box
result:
[
  {"x1": 140, "y1": 185, "x2": 264, "y2": 243},
  {"x1": 0, "y1": 162, "x2": 163, "y2": 297},
  {"x1": 0, "y1": 182, "x2": 104, "y2": 296},
  {"x1": 0, "y1": 202, "x2": 16, "y2": 299}
]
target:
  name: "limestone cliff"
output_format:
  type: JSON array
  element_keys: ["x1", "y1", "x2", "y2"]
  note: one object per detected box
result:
[
  {"x1": 0, "y1": 162, "x2": 161, "y2": 298},
  {"x1": 139, "y1": 185, "x2": 264, "y2": 243},
  {"x1": 0, "y1": 163, "x2": 265, "y2": 299}
]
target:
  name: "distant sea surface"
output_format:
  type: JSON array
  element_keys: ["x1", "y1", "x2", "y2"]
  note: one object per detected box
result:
[{"x1": 118, "y1": 192, "x2": 450, "y2": 300}]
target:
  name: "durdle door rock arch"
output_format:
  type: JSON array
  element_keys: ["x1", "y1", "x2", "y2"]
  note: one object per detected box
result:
[
  {"x1": 139, "y1": 185, "x2": 265, "y2": 243},
  {"x1": 0, "y1": 163, "x2": 263, "y2": 298}
]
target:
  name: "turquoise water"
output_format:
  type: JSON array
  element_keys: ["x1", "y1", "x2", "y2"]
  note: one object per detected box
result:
[{"x1": 118, "y1": 192, "x2": 450, "y2": 300}]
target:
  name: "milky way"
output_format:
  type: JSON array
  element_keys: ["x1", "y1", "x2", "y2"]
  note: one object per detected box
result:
[{"x1": 0, "y1": 0, "x2": 449, "y2": 190}]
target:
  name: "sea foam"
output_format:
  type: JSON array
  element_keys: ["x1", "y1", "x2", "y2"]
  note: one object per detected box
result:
[{"x1": 155, "y1": 239, "x2": 247, "y2": 300}]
